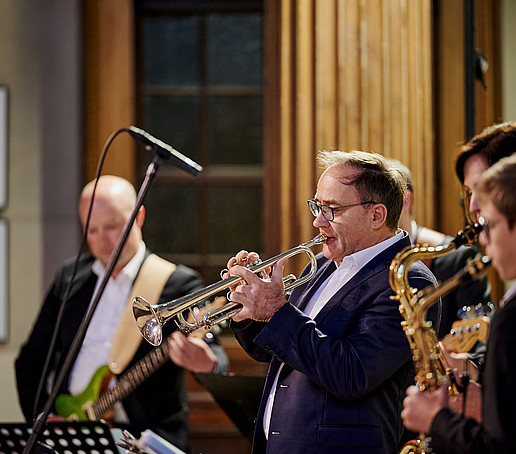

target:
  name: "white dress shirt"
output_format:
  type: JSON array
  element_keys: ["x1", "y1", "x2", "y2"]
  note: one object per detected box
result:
[{"x1": 68, "y1": 242, "x2": 146, "y2": 397}]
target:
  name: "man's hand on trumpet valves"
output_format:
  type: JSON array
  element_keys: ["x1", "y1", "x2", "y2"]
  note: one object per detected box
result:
[{"x1": 223, "y1": 252, "x2": 288, "y2": 323}]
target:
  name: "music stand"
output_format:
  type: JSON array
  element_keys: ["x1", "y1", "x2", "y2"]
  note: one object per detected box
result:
[
  {"x1": 194, "y1": 373, "x2": 265, "y2": 442},
  {"x1": 0, "y1": 421, "x2": 119, "y2": 454}
]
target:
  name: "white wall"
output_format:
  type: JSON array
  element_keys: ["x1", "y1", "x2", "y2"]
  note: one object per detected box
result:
[{"x1": 0, "y1": 1, "x2": 81, "y2": 422}]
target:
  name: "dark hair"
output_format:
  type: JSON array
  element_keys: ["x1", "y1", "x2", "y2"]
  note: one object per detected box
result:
[
  {"x1": 477, "y1": 154, "x2": 516, "y2": 229},
  {"x1": 317, "y1": 150, "x2": 405, "y2": 231},
  {"x1": 455, "y1": 122, "x2": 516, "y2": 184}
]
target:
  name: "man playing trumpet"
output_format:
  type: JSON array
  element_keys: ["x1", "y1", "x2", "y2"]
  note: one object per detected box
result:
[{"x1": 224, "y1": 150, "x2": 440, "y2": 454}]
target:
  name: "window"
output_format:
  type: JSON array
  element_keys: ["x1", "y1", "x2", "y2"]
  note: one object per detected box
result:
[{"x1": 135, "y1": 0, "x2": 264, "y2": 283}]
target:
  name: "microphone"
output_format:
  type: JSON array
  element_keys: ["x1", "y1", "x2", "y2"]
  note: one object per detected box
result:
[{"x1": 128, "y1": 126, "x2": 203, "y2": 176}]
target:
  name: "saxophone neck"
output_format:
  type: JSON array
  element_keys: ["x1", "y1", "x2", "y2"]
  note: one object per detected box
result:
[{"x1": 451, "y1": 219, "x2": 484, "y2": 248}]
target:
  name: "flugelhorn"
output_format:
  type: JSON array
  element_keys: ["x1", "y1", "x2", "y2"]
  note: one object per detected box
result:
[{"x1": 133, "y1": 233, "x2": 327, "y2": 346}]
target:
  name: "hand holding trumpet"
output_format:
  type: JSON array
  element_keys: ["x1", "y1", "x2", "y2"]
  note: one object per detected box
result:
[{"x1": 223, "y1": 250, "x2": 289, "y2": 323}]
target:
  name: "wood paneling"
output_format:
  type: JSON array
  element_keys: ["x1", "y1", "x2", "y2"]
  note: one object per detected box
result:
[
  {"x1": 265, "y1": 0, "x2": 435, "y2": 268},
  {"x1": 434, "y1": 0, "x2": 501, "y2": 236},
  {"x1": 84, "y1": 0, "x2": 136, "y2": 184},
  {"x1": 433, "y1": 0, "x2": 503, "y2": 302}
]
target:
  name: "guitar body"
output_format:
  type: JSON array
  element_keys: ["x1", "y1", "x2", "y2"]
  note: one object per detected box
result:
[{"x1": 54, "y1": 365, "x2": 112, "y2": 421}]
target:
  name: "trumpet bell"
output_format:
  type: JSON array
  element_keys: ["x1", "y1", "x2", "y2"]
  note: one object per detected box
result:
[{"x1": 133, "y1": 296, "x2": 163, "y2": 346}]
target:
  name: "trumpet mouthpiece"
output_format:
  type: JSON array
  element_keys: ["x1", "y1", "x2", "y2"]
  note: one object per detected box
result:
[{"x1": 316, "y1": 232, "x2": 328, "y2": 243}]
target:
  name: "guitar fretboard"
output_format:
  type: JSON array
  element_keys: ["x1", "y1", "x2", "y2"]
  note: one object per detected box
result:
[{"x1": 88, "y1": 341, "x2": 170, "y2": 420}]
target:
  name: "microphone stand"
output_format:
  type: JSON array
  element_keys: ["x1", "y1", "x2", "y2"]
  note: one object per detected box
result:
[{"x1": 23, "y1": 155, "x2": 164, "y2": 454}]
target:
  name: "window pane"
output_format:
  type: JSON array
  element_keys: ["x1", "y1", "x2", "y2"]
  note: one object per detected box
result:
[
  {"x1": 208, "y1": 96, "x2": 262, "y2": 165},
  {"x1": 208, "y1": 186, "x2": 262, "y2": 254},
  {"x1": 143, "y1": 16, "x2": 199, "y2": 85},
  {"x1": 207, "y1": 14, "x2": 263, "y2": 85},
  {"x1": 143, "y1": 186, "x2": 200, "y2": 254},
  {"x1": 142, "y1": 95, "x2": 199, "y2": 163}
]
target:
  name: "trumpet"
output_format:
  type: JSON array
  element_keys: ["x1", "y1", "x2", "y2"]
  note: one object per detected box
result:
[{"x1": 133, "y1": 233, "x2": 327, "y2": 346}]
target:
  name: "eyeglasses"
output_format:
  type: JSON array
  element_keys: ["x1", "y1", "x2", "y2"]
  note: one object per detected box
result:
[
  {"x1": 307, "y1": 199, "x2": 376, "y2": 221},
  {"x1": 478, "y1": 216, "x2": 490, "y2": 239}
]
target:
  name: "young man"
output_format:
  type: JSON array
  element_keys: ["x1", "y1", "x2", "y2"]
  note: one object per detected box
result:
[
  {"x1": 456, "y1": 121, "x2": 516, "y2": 219},
  {"x1": 225, "y1": 150, "x2": 438, "y2": 454},
  {"x1": 401, "y1": 154, "x2": 516, "y2": 453}
]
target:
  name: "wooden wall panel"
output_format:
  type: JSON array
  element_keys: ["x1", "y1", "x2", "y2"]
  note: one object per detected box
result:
[
  {"x1": 84, "y1": 0, "x2": 136, "y2": 184},
  {"x1": 434, "y1": 0, "x2": 501, "y2": 236},
  {"x1": 266, "y1": 0, "x2": 435, "y2": 262}
]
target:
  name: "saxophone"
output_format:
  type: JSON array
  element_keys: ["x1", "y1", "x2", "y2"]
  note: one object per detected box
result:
[{"x1": 389, "y1": 222, "x2": 490, "y2": 454}]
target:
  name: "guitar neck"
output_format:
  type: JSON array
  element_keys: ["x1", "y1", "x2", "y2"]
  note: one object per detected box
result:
[
  {"x1": 86, "y1": 297, "x2": 225, "y2": 421},
  {"x1": 88, "y1": 340, "x2": 170, "y2": 420}
]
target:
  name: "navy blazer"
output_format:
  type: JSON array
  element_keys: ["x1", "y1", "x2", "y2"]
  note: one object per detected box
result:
[{"x1": 233, "y1": 232, "x2": 438, "y2": 454}]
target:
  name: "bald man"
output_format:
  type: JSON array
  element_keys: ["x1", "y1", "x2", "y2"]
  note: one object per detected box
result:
[{"x1": 15, "y1": 175, "x2": 228, "y2": 451}]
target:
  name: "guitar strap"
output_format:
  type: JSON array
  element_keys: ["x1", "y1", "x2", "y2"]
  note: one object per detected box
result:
[{"x1": 108, "y1": 253, "x2": 176, "y2": 375}]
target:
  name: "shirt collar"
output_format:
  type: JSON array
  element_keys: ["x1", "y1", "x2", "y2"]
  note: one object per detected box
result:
[
  {"x1": 92, "y1": 241, "x2": 146, "y2": 281},
  {"x1": 337, "y1": 229, "x2": 403, "y2": 271},
  {"x1": 500, "y1": 281, "x2": 516, "y2": 308}
]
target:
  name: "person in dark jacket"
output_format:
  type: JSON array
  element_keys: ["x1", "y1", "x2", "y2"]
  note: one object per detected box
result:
[
  {"x1": 402, "y1": 154, "x2": 516, "y2": 454},
  {"x1": 15, "y1": 175, "x2": 228, "y2": 452}
]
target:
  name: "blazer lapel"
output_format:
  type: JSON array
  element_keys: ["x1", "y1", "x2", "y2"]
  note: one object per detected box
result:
[{"x1": 314, "y1": 234, "x2": 411, "y2": 322}]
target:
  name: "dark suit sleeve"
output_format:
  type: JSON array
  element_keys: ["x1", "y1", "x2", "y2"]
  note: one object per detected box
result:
[
  {"x1": 14, "y1": 260, "x2": 95, "y2": 422},
  {"x1": 231, "y1": 319, "x2": 270, "y2": 362},
  {"x1": 15, "y1": 280, "x2": 62, "y2": 421},
  {"x1": 429, "y1": 304, "x2": 516, "y2": 454}
]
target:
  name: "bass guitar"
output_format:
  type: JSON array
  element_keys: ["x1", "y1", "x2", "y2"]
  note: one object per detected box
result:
[{"x1": 441, "y1": 315, "x2": 490, "y2": 353}]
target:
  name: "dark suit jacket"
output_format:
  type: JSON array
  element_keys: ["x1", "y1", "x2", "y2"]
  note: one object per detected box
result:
[
  {"x1": 430, "y1": 292, "x2": 516, "y2": 454},
  {"x1": 232, "y1": 233, "x2": 438, "y2": 454},
  {"x1": 15, "y1": 250, "x2": 228, "y2": 452}
]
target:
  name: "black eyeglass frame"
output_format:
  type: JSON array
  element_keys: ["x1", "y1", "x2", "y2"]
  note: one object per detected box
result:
[{"x1": 307, "y1": 199, "x2": 377, "y2": 221}]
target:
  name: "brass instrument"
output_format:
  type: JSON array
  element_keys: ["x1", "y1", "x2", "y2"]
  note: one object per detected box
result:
[
  {"x1": 389, "y1": 222, "x2": 489, "y2": 454},
  {"x1": 133, "y1": 233, "x2": 327, "y2": 346}
]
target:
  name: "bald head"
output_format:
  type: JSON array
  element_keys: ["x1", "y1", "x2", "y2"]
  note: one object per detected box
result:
[
  {"x1": 80, "y1": 175, "x2": 137, "y2": 217},
  {"x1": 79, "y1": 175, "x2": 144, "y2": 275}
]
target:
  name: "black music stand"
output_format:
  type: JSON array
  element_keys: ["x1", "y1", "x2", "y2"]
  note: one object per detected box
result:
[
  {"x1": 0, "y1": 421, "x2": 119, "y2": 454},
  {"x1": 194, "y1": 373, "x2": 265, "y2": 442}
]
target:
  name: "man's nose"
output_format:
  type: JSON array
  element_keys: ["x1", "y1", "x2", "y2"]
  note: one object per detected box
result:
[
  {"x1": 469, "y1": 192, "x2": 480, "y2": 215},
  {"x1": 313, "y1": 211, "x2": 329, "y2": 228}
]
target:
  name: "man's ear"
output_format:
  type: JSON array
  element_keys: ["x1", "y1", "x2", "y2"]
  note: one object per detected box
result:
[
  {"x1": 136, "y1": 206, "x2": 146, "y2": 227},
  {"x1": 371, "y1": 204, "x2": 387, "y2": 229},
  {"x1": 405, "y1": 189, "x2": 413, "y2": 212}
]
